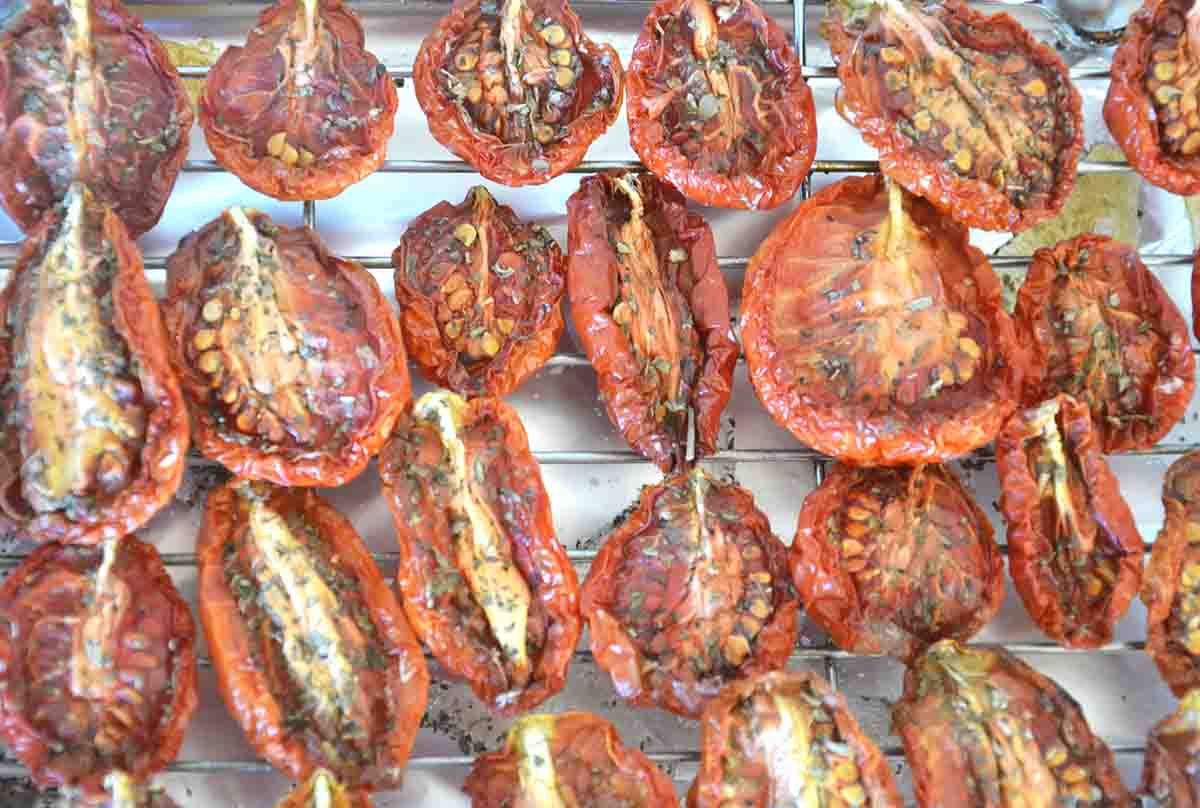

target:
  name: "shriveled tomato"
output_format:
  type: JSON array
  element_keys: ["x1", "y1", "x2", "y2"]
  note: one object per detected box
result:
[
  {"x1": 996, "y1": 394, "x2": 1145, "y2": 649},
  {"x1": 1014, "y1": 234, "x2": 1195, "y2": 453},
  {"x1": 690, "y1": 671, "x2": 901, "y2": 808},
  {"x1": 581, "y1": 468, "x2": 798, "y2": 718},
  {"x1": 0, "y1": 184, "x2": 188, "y2": 546},
  {"x1": 380, "y1": 391, "x2": 580, "y2": 715},
  {"x1": 198, "y1": 0, "x2": 397, "y2": 200},
  {"x1": 162, "y1": 207, "x2": 409, "y2": 487},
  {"x1": 392, "y1": 186, "x2": 566, "y2": 398},
  {"x1": 741, "y1": 174, "x2": 1021, "y2": 466},
  {"x1": 1140, "y1": 689, "x2": 1200, "y2": 806},
  {"x1": 413, "y1": 0, "x2": 625, "y2": 186},
  {"x1": 626, "y1": 0, "x2": 816, "y2": 210},
  {"x1": 197, "y1": 479, "x2": 429, "y2": 791},
  {"x1": 276, "y1": 771, "x2": 371, "y2": 808},
  {"x1": 824, "y1": 0, "x2": 1082, "y2": 232},
  {"x1": 567, "y1": 171, "x2": 738, "y2": 471},
  {"x1": 463, "y1": 712, "x2": 680, "y2": 807},
  {"x1": 1106, "y1": 0, "x2": 1200, "y2": 195},
  {"x1": 0, "y1": 537, "x2": 197, "y2": 801},
  {"x1": 0, "y1": 0, "x2": 192, "y2": 236},
  {"x1": 791, "y1": 462, "x2": 1004, "y2": 661},
  {"x1": 895, "y1": 640, "x2": 1131, "y2": 808}
]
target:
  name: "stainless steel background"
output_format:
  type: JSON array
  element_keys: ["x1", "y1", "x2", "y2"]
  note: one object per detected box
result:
[{"x1": 0, "y1": 0, "x2": 1193, "y2": 805}]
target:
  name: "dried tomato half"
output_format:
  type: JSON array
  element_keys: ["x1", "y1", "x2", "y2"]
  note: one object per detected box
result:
[
  {"x1": 824, "y1": 0, "x2": 1083, "y2": 232},
  {"x1": 276, "y1": 771, "x2": 371, "y2": 808},
  {"x1": 690, "y1": 671, "x2": 901, "y2": 808},
  {"x1": 1014, "y1": 234, "x2": 1195, "y2": 454},
  {"x1": 197, "y1": 480, "x2": 429, "y2": 791},
  {"x1": 580, "y1": 468, "x2": 798, "y2": 718},
  {"x1": 1106, "y1": 0, "x2": 1200, "y2": 195},
  {"x1": 895, "y1": 640, "x2": 1131, "y2": 808},
  {"x1": 463, "y1": 712, "x2": 680, "y2": 807},
  {"x1": 392, "y1": 186, "x2": 566, "y2": 398},
  {"x1": 567, "y1": 171, "x2": 738, "y2": 471},
  {"x1": 162, "y1": 207, "x2": 409, "y2": 487},
  {"x1": 0, "y1": 0, "x2": 192, "y2": 236},
  {"x1": 198, "y1": 0, "x2": 397, "y2": 200},
  {"x1": 996, "y1": 394, "x2": 1145, "y2": 649},
  {"x1": 1140, "y1": 689, "x2": 1200, "y2": 806},
  {"x1": 380, "y1": 391, "x2": 580, "y2": 715},
  {"x1": 413, "y1": 0, "x2": 625, "y2": 186},
  {"x1": 626, "y1": 0, "x2": 816, "y2": 210},
  {"x1": 741, "y1": 174, "x2": 1021, "y2": 466},
  {"x1": 0, "y1": 537, "x2": 197, "y2": 801},
  {"x1": 791, "y1": 462, "x2": 1004, "y2": 661},
  {"x1": 0, "y1": 184, "x2": 188, "y2": 546}
]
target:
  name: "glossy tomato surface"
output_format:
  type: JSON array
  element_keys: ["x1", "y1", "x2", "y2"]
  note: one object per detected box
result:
[
  {"x1": 1015, "y1": 233, "x2": 1195, "y2": 453},
  {"x1": 199, "y1": 0, "x2": 397, "y2": 200},
  {"x1": 1140, "y1": 689, "x2": 1200, "y2": 807},
  {"x1": 463, "y1": 712, "x2": 680, "y2": 808},
  {"x1": 895, "y1": 640, "x2": 1131, "y2": 808},
  {"x1": 0, "y1": 537, "x2": 197, "y2": 800},
  {"x1": 996, "y1": 394, "x2": 1145, "y2": 648},
  {"x1": 741, "y1": 174, "x2": 1021, "y2": 465},
  {"x1": 163, "y1": 207, "x2": 409, "y2": 487},
  {"x1": 626, "y1": 0, "x2": 816, "y2": 209},
  {"x1": 381, "y1": 392, "x2": 580, "y2": 715},
  {"x1": 791, "y1": 462, "x2": 1004, "y2": 661},
  {"x1": 414, "y1": 0, "x2": 624, "y2": 185},
  {"x1": 0, "y1": 0, "x2": 192, "y2": 235},
  {"x1": 392, "y1": 186, "x2": 566, "y2": 398},
  {"x1": 0, "y1": 184, "x2": 188, "y2": 546},
  {"x1": 567, "y1": 171, "x2": 738, "y2": 471},
  {"x1": 581, "y1": 468, "x2": 798, "y2": 718},
  {"x1": 197, "y1": 480, "x2": 429, "y2": 790}
]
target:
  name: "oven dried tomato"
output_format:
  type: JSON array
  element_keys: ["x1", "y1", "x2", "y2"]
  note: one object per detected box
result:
[
  {"x1": 996, "y1": 394, "x2": 1145, "y2": 649},
  {"x1": 1106, "y1": 0, "x2": 1200, "y2": 195},
  {"x1": 197, "y1": 479, "x2": 429, "y2": 791},
  {"x1": 162, "y1": 207, "x2": 409, "y2": 487},
  {"x1": 392, "y1": 186, "x2": 566, "y2": 398},
  {"x1": 198, "y1": 0, "x2": 397, "y2": 201},
  {"x1": 0, "y1": 537, "x2": 197, "y2": 801},
  {"x1": 567, "y1": 171, "x2": 738, "y2": 471},
  {"x1": 824, "y1": 0, "x2": 1083, "y2": 232},
  {"x1": 895, "y1": 640, "x2": 1131, "y2": 808},
  {"x1": 689, "y1": 671, "x2": 901, "y2": 808},
  {"x1": 463, "y1": 712, "x2": 680, "y2": 807},
  {"x1": 380, "y1": 391, "x2": 580, "y2": 715},
  {"x1": 626, "y1": 0, "x2": 816, "y2": 210},
  {"x1": 276, "y1": 771, "x2": 371, "y2": 808},
  {"x1": 580, "y1": 468, "x2": 798, "y2": 718},
  {"x1": 0, "y1": 184, "x2": 188, "y2": 546},
  {"x1": 1140, "y1": 689, "x2": 1200, "y2": 806},
  {"x1": 741, "y1": 174, "x2": 1021, "y2": 466},
  {"x1": 791, "y1": 462, "x2": 1004, "y2": 661},
  {"x1": 0, "y1": 0, "x2": 192, "y2": 236},
  {"x1": 413, "y1": 0, "x2": 625, "y2": 186},
  {"x1": 1014, "y1": 234, "x2": 1195, "y2": 454}
]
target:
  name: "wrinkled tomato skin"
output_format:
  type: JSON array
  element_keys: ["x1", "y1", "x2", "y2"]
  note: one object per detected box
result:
[
  {"x1": 689, "y1": 671, "x2": 901, "y2": 808},
  {"x1": 380, "y1": 394, "x2": 581, "y2": 716},
  {"x1": 1015, "y1": 234, "x2": 1195, "y2": 454},
  {"x1": 791, "y1": 462, "x2": 1004, "y2": 662},
  {"x1": 996, "y1": 394, "x2": 1145, "y2": 649},
  {"x1": 463, "y1": 712, "x2": 680, "y2": 808},
  {"x1": 392, "y1": 187, "x2": 566, "y2": 398},
  {"x1": 197, "y1": 481, "x2": 429, "y2": 790},
  {"x1": 0, "y1": 0, "x2": 193, "y2": 236},
  {"x1": 581, "y1": 469, "x2": 799, "y2": 718},
  {"x1": 567, "y1": 171, "x2": 738, "y2": 471},
  {"x1": 741, "y1": 174, "x2": 1022, "y2": 466},
  {"x1": 627, "y1": 0, "x2": 816, "y2": 210},
  {"x1": 199, "y1": 0, "x2": 397, "y2": 201},
  {"x1": 162, "y1": 210, "x2": 410, "y2": 487},
  {"x1": 414, "y1": 0, "x2": 625, "y2": 186},
  {"x1": 0, "y1": 538, "x2": 198, "y2": 800},
  {"x1": 1140, "y1": 690, "x2": 1200, "y2": 807}
]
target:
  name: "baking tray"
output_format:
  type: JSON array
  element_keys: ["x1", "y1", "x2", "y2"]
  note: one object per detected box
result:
[{"x1": 0, "y1": 0, "x2": 1194, "y2": 804}]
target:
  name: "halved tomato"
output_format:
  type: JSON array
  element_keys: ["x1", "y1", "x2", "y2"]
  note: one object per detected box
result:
[{"x1": 1140, "y1": 689, "x2": 1200, "y2": 806}]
